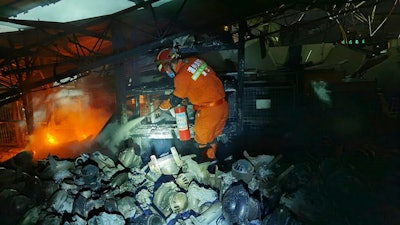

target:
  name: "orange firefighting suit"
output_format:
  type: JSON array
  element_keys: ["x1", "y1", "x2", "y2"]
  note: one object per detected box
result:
[{"x1": 160, "y1": 57, "x2": 228, "y2": 153}]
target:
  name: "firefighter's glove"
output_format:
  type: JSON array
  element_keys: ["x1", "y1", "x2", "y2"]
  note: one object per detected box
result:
[
  {"x1": 159, "y1": 99, "x2": 172, "y2": 111},
  {"x1": 180, "y1": 98, "x2": 189, "y2": 106},
  {"x1": 158, "y1": 99, "x2": 175, "y2": 118}
]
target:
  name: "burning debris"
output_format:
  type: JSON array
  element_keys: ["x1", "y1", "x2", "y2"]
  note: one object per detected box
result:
[{"x1": 20, "y1": 81, "x2": 114, "y2": 161}]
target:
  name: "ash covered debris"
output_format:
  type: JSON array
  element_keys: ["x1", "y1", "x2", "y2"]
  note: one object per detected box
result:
[{"x1": 1, "y1": 143, "x2": 398, "y2": 225}]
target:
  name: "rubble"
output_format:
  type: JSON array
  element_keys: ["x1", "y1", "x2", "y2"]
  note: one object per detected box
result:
[
  {"x1": 2, "y1": 143, "x2": 394, "y2": 225},
  {"x1": 0, "y1": 146, "x2": 303, "y2": 225}
]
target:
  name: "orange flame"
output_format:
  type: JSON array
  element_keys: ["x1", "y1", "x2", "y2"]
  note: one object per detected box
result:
[
  {"x1": 25, "y1": 92, "x2": 113, "y2": 161},
  {"x1": 46, "y1": 133, "x2": 58, "y2": 145}
]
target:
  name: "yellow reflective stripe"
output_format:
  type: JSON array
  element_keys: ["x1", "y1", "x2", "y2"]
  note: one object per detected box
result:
[{"x1": 191, "y1": 62, "x2": 207, "y2": 81}]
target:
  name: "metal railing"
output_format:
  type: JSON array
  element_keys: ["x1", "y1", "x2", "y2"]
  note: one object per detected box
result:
[{"x1": 0, "y1": 101, "x2": 26, "y2": 147}]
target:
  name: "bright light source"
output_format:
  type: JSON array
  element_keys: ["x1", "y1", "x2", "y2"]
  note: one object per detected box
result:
[
  {"x1": 0, "y1": 22, "x2": 30, "y2": 33},
  {"x1": 223, "y1": 25, "x2": 229, "y2": 32},
  {"x1": 46, "y1": 133, "x2": 58, "y2": 145},
  {"x1": 11, "y1": 0, "x2": 135, "y2": 22}
]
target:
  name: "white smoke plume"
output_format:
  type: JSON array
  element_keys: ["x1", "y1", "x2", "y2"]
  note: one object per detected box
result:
[
  {"x1": 95, "y1": 116, "x2": 146, "y2": 157},
  {"x1": 311, "y1": 80, "x2": 332, "y2": 107}
]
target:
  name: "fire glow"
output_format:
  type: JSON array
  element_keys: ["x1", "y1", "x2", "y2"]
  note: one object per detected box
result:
[
  {"x1": 46, "y1": 133, "x2": 58, "y2": 145},
  {"x1": 25, "y1": 87, "x2": 113, "y2": 160}
]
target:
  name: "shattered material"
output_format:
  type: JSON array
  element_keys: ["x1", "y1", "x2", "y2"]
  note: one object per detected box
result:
[{"x1": 0, "y1": 145, "x2": 354, "y2": 225}]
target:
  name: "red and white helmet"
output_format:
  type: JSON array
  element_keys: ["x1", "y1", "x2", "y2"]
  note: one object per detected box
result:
[{"x1": 155, "y1": 47, "x2": 180, "y2": 72}]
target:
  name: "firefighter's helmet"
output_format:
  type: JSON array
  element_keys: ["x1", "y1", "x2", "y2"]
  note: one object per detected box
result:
[{"x1": 155, "y1": 47, "x2": 180, "y2": 72}]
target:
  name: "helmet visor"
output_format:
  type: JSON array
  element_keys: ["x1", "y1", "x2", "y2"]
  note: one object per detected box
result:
[{"x1": 157, "y1": 62, "x2": 165, "y2": 72}]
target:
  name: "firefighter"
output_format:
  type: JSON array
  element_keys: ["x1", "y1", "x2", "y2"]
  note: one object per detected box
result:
[{"x1": 155, "y1": 47, "x2": 228, "y2": 162}]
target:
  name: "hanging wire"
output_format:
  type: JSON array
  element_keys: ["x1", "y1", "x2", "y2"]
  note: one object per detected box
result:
[
  {"x1": 369, "y1": 0, "x2": 399, "y2": 37},
  {"x1": 327, "y1": 11, "x2": 348, "y2": 44}
]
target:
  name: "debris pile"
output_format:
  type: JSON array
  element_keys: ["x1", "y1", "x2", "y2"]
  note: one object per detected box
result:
[{"x1": 4, "y1": 144, "x2": 387, "y2": 225}]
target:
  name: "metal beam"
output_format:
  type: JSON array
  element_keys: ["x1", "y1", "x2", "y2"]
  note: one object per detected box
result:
[{"x1": 0, "y1": 31, "x2": 191, "y2": 106}]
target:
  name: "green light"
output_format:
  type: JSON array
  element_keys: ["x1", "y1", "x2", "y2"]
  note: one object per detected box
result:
[
  {"x1": 362, "y1": 39, "x2": 365, "y2": 44},
  {"x1": 348, "y1": 40, "x2": 353, "y2": 44},
  {"x1": 355, "y1": 39, "x2": 359, "y2": 44}
]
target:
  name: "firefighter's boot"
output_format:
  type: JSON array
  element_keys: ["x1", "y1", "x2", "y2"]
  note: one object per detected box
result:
[{"x1": 202, "y1": 143, "x2": 217, "y2": 162}]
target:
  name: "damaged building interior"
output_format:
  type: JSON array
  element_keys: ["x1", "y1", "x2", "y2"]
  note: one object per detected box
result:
[{"x1": 0, "y1": 0, "x2": 399, "y2": 224}]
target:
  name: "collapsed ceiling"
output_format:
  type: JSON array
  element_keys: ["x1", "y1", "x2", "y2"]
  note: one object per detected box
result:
[{"x1": 0, "y1": 0, "x2": 399, "y2": 106}]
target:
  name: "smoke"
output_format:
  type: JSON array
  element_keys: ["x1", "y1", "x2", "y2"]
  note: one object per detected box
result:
[
  {"x1": 311, "y1": 80, "x2": 332, "y2": 107},
  {"x1": 25, "y1": 81, "x2": 114, "y2": 160},
  {"x1": 95, "y1": 116, "x2": 145, "y2": 157}
]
